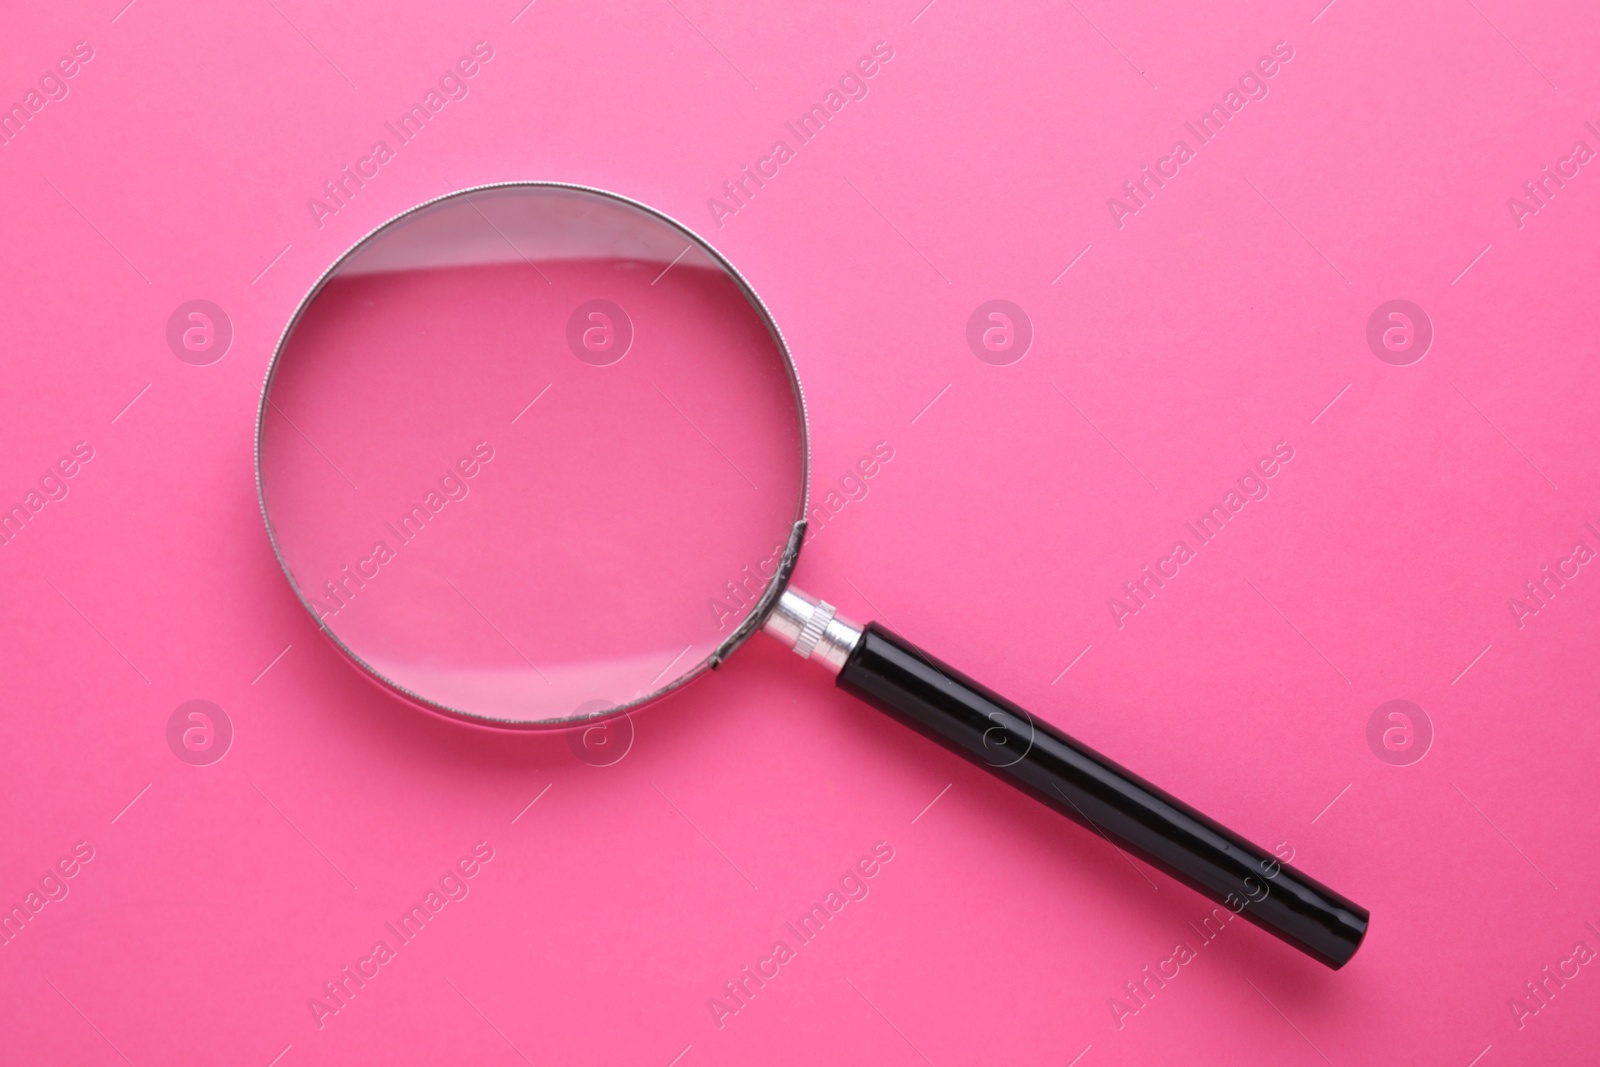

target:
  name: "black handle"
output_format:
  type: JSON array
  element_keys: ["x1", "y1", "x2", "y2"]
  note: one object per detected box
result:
[{"x1": 837, "y1": 621, "x2": 1369, "y2": 969}]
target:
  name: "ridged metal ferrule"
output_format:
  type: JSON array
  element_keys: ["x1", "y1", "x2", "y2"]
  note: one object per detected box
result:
[{"x1": 763, "y1": 587, "x2": 863, "y2": 675}]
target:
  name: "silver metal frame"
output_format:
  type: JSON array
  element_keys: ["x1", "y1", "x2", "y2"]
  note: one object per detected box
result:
[{"x1": 254, "y1": 181, "x2": 812, "y2": 730}]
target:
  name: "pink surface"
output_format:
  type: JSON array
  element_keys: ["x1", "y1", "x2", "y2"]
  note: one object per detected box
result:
[{"x1": 2, "y1": 1, "x2": 1598, "y2": 1064}]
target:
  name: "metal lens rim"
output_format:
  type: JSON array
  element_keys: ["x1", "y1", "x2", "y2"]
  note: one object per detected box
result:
[{"x1": 253, "y1": 180, "x2": 811, "y2": 729}]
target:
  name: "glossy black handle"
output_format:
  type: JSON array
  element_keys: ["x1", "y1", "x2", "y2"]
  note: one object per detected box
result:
[{"x1": 837, "y1": 621, "x2": 1369, "y2": 969}]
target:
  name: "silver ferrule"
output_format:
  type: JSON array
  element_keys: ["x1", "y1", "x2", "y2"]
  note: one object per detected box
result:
[{"x1": 763, "y1": 587, "x2": 862, "y2": 675}]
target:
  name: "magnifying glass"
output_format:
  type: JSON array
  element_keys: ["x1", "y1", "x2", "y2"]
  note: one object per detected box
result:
[{"x1": 256, "y1": 182, "x2": 1368, "y2": 969}]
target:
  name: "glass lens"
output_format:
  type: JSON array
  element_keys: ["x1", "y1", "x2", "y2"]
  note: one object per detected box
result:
[{"x1": 258, "y1": 185, "x2": 806, "y2": 725}]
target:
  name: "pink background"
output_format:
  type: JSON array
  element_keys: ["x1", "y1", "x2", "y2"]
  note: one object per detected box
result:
[{"x1": 2, "y1": 0, "x2": 1598, "y2": 1064}]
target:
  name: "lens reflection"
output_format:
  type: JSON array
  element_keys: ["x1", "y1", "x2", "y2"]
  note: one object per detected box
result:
[{"x1": 259, "y1": 186, "x2": 806, "y2": 725}]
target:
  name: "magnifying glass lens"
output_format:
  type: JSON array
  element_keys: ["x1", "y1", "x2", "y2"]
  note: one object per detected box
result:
[{"x1": 259, "y1": 186, "x2": 804, "y2": 725}]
